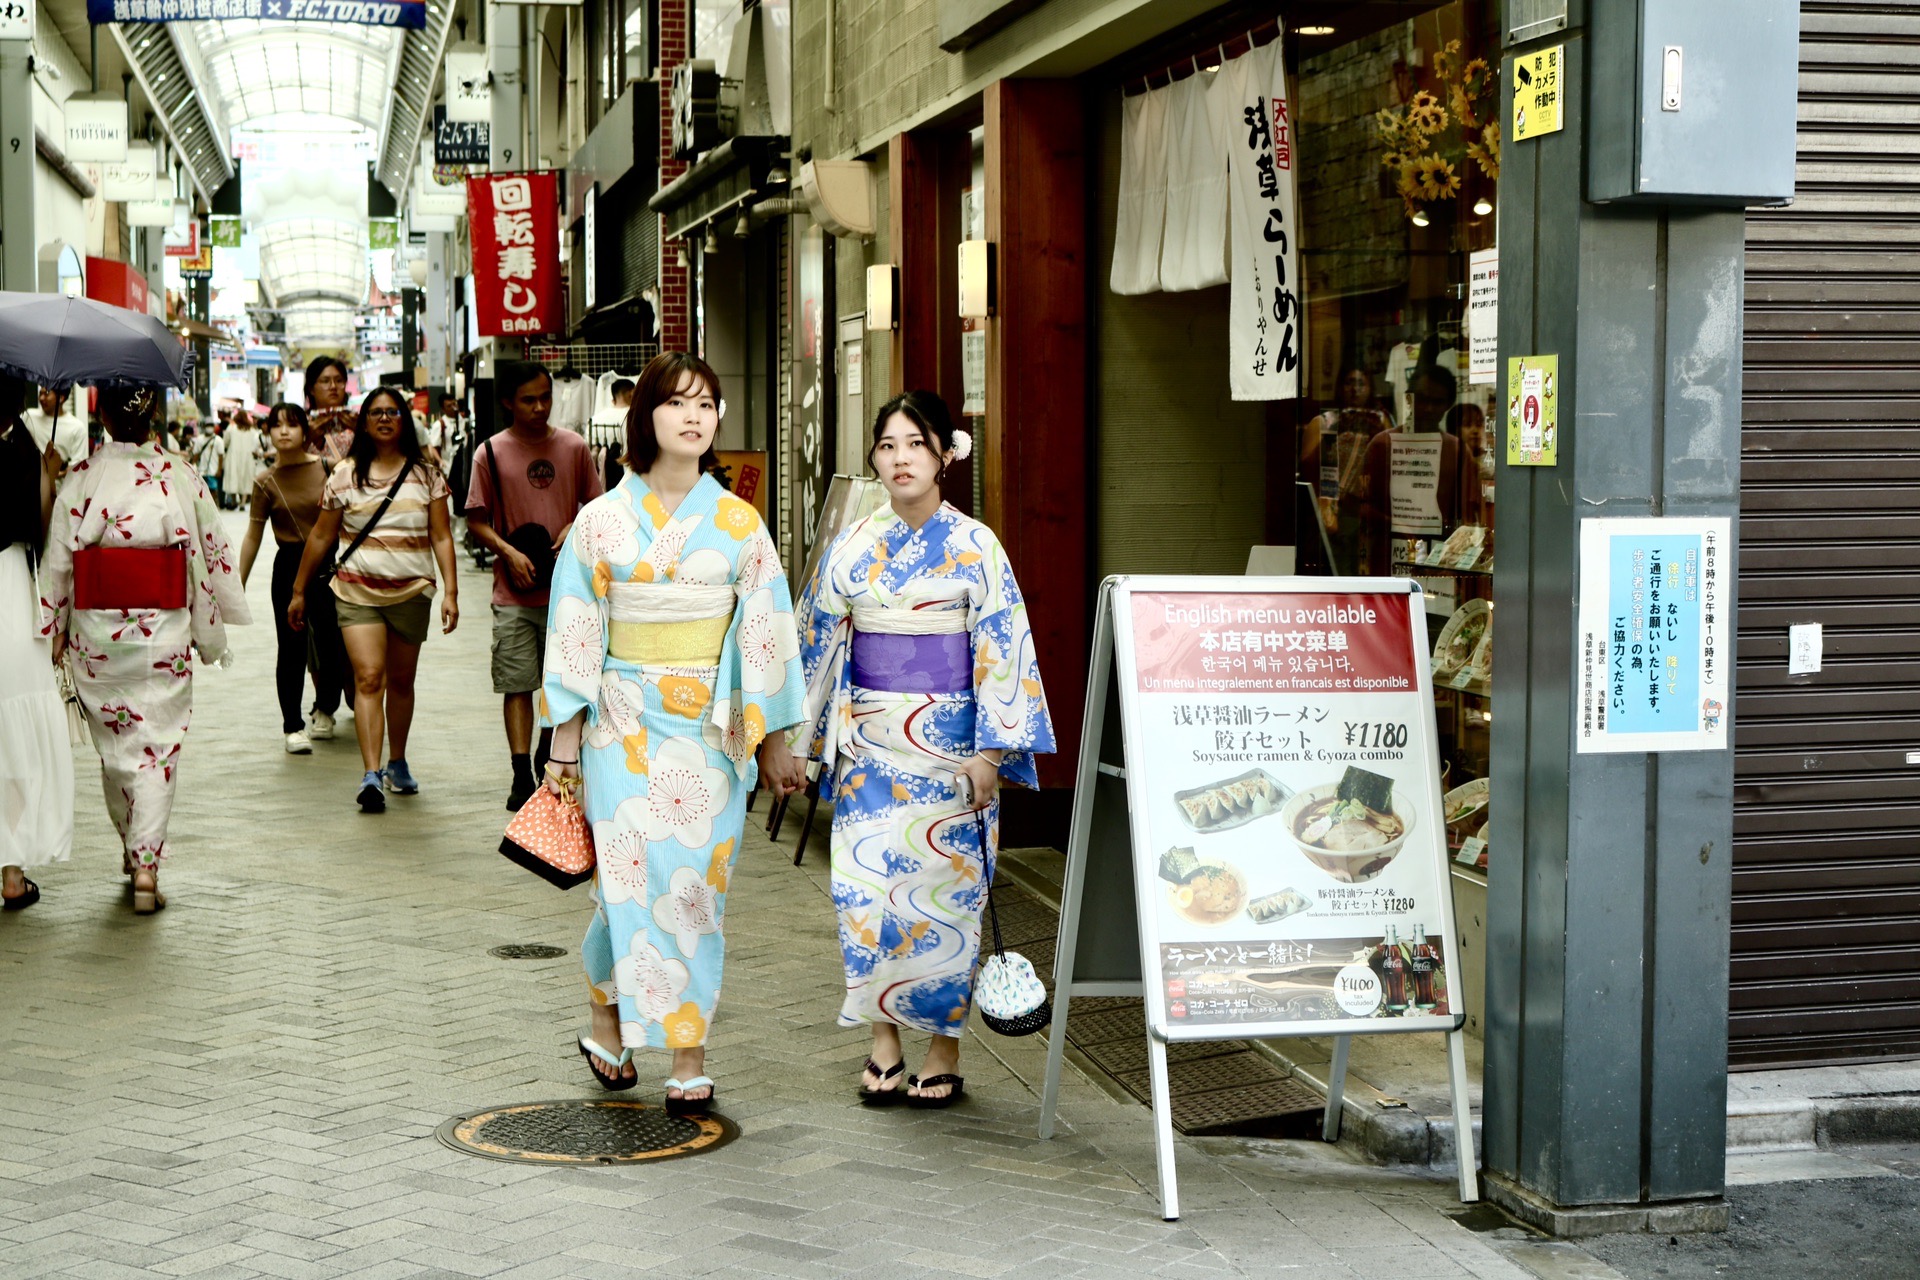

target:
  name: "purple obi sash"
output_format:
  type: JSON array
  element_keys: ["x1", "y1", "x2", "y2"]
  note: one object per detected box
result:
[{"x1": 850, "y1": 629, "x2": 972, "y2": 694}]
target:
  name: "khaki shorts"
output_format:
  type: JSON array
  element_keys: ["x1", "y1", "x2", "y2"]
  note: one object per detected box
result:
[
  {"x1": 491, "y1": 604, "x2": 549, "y2": 694},
  {"x1": 335, "y1": 592, "x2": 435, "y2": 646}
]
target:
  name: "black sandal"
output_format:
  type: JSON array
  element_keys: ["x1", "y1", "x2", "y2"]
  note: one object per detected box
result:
[
  {"x1": 577, "y1": 1035, "x2": 637, "y2": 1091},
  {"x1": 905, "y1": 1073, "x2": 965, "y2": 1109},
  {"x1": 859, "y1": 1056, "x2": 907, "y2": 1106},
  {"x1": 1, "y1": 879, "x2": 38, "y2": 911}
]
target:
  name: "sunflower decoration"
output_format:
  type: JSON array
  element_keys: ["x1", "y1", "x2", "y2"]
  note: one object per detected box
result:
[
  {"x1": 1416, "y1": 155, "x2": 1461, "y2": 202},
  {"x1": 1375, "y1": 38, "x2": 1498, "y2": 220},
  {"x1": 1468, "y1": 122, "x2": 1502, "y2": 182}
]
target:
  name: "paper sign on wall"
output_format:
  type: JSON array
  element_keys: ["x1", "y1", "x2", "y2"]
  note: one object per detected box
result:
[
  {"x1": 1506, "y1": 354, "x2": 1557, "y2": 466},
  {"x1": 1575, "y1": 517, "x2": 1732, "y2": 753},
  {"x1": 1389, "y1": 434, "x2": 1444, "y2": 536},
  {"x1": 1468, "y1": 248, "x2": 1498, "y2": 386},
  {"x1": 1513, "y1": 44, "x2": 1565, "y2": 141}
]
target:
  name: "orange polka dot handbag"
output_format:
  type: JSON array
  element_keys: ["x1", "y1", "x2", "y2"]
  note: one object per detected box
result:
[{"x1": 500, "y1": 772, "x2": 597, "y2": 890}]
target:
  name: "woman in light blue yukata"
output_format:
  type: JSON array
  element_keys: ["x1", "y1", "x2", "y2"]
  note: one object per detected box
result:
[
  {"x1": 541, "y1": 352, "x2": 806, "y2": 1116},
  {"x1": 776, "y1": 390, "x2": 1055, "y2": 1109}
]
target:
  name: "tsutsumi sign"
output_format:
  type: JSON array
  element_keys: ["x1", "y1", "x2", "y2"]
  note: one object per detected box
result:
[{"x1": 63, "y1": 97, "x2": 129, "y2": 163}]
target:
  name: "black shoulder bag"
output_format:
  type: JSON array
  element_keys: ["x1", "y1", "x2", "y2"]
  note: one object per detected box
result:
[
  {"x1": 317, "y1": 458, "x2": 415, "y2": 589},
  {"x1": 483, "y1": 436, "x2": 556, "y2": 591}
]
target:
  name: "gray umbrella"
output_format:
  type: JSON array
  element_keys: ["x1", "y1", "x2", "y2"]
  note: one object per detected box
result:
[{"x1": 0, "y1": 290, "x2": 195, "y2": 391}]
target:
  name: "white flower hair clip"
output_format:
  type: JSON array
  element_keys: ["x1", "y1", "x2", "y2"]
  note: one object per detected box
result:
[{"x1": 949, "y1": 428, "x2": 973, "y2": 461}]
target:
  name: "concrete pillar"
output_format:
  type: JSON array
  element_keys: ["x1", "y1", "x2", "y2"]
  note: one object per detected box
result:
[
  {"x1": 1482, "y1": 14, "x2": 1745, "y2": 1236},
  {"x1": 489, "y1": 3, "x2": 526, "y2": 172},
  {"x1": 427, "y1": 233, "x2": 450, "y2": 386},
  {"x1": 0, "y1": 42, "x2": 38, "y2": 291}
]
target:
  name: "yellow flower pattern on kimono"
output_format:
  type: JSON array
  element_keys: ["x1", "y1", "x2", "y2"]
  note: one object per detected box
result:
[
  {"x1": 715, "y1": 494, "x2": 759, "y2": 540},
  {"x1": 662, "y1": 1002, "x2": 708, "y2": 1048},
  {"x1": 544, "y1": 472, "x2": 806, "y2": 1050},
  {"x1": 705, "y1": 839, "x2": 735, "y2": 893},
  {"x1": 658, "y1": 674, "x2": 711, "y2": 720}
]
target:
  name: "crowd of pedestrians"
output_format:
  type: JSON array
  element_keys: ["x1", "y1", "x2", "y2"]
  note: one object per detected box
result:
[{"x1": 0, "y1": 353, "x2": 1051, "y2": 1117}]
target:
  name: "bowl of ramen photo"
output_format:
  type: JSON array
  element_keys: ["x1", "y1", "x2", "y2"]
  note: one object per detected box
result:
[
  {"x1": 1280, "y1": 766, "x2": 1416, "y2": 884},
  {"x1": 1159, "y1": 847, "x2": 1248, "y2": 926}
]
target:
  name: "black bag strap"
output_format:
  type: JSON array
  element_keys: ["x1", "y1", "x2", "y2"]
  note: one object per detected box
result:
[
  {"x1": 483, "y1": 435, "x2": 504, "y2": 531},
  {"x1": 335, "y1": 458, "x2": 414, "y2": 577},
  {"x1": 977, "y1": 811, "x2": 1005, "y2": 960}
]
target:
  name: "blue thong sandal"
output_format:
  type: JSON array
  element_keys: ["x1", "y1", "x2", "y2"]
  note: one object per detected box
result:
[
  {"x1": 663, "y1": 1075, "x2": 715, "y2": 1117},
  {"x1": 577, "y1": 1035, "x2": 636, "y2": 1091}
]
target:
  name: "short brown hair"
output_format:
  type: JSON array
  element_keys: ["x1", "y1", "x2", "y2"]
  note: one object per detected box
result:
[{"x1": 624, "y1": 351, "x2": 721, "y2": 476}]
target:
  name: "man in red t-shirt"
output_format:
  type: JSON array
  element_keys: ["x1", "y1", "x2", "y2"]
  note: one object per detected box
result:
[{"x1": 465, "y1": 362, "x2": 604, "y2": 809}]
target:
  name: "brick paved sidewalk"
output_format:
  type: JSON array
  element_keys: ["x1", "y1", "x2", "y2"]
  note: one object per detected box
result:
[{"x1": 0, "y1": 516, "x2": 1563, "y2": 1280}]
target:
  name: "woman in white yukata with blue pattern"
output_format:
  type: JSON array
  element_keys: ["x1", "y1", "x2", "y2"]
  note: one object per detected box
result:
[
  {"x1": 784, "y1": 390, "x2": 1055, "y2": 1108},
  {"x1": 542, "y1": 353, "x2": 807, "y2": 1116}
]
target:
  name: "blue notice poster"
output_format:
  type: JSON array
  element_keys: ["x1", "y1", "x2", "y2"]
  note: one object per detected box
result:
[
  {"x1": 88, "y1": 0, "x2": 426, "y2": 27},
  {"x1": 1576, "y1": 517, "x2": 1731, "y2": 754}
]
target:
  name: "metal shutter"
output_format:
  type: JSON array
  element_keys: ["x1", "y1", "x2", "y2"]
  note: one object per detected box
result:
[{"x1": 1734, "y1": 0, "x2": 1920, "y2": 1068}]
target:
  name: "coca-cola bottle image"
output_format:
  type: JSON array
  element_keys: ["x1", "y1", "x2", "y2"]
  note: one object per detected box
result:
[
  {"x1": 1379, "y1": 925, "x2": 1409, "y2": 1013},
  {"x1": 1410, "y1": 923, "x2": 1438, "y2": 1009}
]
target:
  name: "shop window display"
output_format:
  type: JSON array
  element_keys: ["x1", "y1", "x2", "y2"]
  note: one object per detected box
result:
[{"x1": 1292, "y1": 2, "x2": 1498, "y2": 882}]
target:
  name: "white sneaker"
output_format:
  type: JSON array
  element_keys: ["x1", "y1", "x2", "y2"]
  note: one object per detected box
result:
[
  {"x1": 285, "y1": 730, "x2": 313, "y2": 755},
  {"x1": 309, "y1": 711, "x2": 335, "y2": 740}
]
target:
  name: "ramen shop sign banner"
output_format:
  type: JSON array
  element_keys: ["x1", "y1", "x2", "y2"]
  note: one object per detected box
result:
[
  {"x1": 468, "y1": 171, "x2": 561, "y2": 338},
  {"x1": 1226, "y1": 29, "x2": 1301, "y2": 402},
  {"x1": 1119, "y1": 583, "x2": 1460, "y2": 1038}
]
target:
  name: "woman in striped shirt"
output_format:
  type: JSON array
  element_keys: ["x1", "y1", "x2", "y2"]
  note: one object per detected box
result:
[{"x1": 288, "y1": 386, "x2": 460, "y2": 813}]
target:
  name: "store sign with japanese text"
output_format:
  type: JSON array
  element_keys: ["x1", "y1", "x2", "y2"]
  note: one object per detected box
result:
[
  {"x1": 1227, "y1": 32, "x2": 1301, "y2": 402},
  {"x1": 1576, "y1": 517, "x2": 1731, "y2": 754},
  {"x1": 467, "y1": 171, "x2": 561, "y2": 338},
  {"x1": 433, "y1": 106, "x2": 490, "y2": 166},
  {"x1": 87, "y1": 0, "x2": 425, "y2": 26},
  {"x1": 1117, "y1": 584, "x2": 1460, "y2": 1036}
]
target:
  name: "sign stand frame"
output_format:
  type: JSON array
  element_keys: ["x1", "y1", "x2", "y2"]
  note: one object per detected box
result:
[{"x1": 1037, "y1": 576, "x2": 1481, "y2": 1219}]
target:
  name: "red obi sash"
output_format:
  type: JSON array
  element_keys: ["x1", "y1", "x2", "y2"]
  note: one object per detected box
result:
[{"x1": 72, "y1": 547, "x2": 190, "y2": 611}]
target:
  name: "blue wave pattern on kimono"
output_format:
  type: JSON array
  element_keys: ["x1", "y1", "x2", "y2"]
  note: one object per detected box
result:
[
  {"x1": 542, "y1": 472, "x2": 805, "y2": 1050},
  {"x1": 790, "y1": 503, "x2": 1054, "y2": 1035}
]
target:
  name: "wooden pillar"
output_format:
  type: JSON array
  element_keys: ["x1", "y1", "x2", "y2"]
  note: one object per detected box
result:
[
  {"x1": 985, "y1": 79, "x2": 1087, "y2": 788},
  {"x1": 889, "y1": 130, "x2": 971, "y2": 511}
]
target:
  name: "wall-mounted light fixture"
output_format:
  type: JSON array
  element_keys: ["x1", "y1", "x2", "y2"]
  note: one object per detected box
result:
[
  {"x1": 866, "y1": 263, "x2": 899, "y2": 331},
  {"x1": 1410, "y1": 208, "x2": 1431, "y2": 228},
  {"x1": 1472, "y1": 195, "x2": 1493, "y2": 216},
  {"x1": 958, "y1": 240, "x2": 995, "y2": 319}
]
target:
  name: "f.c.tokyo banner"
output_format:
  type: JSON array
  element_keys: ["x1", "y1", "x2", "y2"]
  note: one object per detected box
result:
[
  {"x1": 88, "y1": 0, "x2": 425, "y2": 27},
  {"x1": 468, "y1": 171, "x2": 562, "y2": 338}
]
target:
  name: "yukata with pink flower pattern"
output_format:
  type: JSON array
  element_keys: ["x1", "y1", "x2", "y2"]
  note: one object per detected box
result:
[
  {"x1": 542, "y1": 471, "x2": 804, "y2": 1051},
  {"x1": 38, "y1": 439, "x2": 251, "y2": 871}
]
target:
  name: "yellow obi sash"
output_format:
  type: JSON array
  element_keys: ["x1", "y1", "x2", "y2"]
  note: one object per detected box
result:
[{"x1": 606, "y1": 581, "x2": 735, "y2": 666}]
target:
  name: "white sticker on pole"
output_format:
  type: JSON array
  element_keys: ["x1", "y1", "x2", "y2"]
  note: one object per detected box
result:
[{"x1": 1788, "y1": 623, "x2": 1822, "y2": 676}]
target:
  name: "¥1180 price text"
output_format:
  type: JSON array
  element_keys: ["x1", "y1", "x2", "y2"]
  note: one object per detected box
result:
[{"x1": 1344, "y1": 721, "x2": 1410, "y2": 749}]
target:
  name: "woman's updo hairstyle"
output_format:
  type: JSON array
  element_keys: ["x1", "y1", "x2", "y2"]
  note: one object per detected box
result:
[
  {"x1": 868, "y1": 390, "x2": 969, "y2": 477},
  {"x1": 99, "y1": 386, "x2": 160, "y2": 441}
]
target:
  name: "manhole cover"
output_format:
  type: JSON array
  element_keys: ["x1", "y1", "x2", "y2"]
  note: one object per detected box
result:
[
  {"x1": 490, "y1": 944, "x2": 568, "y2": 960},
  {"x1": 436, "y1": 1100, "x2": 738, "y2": 1165}
]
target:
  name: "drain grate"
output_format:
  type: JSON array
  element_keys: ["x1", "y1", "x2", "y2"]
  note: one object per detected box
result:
[
  {"x1": 436, "y1": 1100, "x2": 738, "y2": 1165},
  {"x1": 490, "y1": 944, "x2": 568, "y2": 960}
]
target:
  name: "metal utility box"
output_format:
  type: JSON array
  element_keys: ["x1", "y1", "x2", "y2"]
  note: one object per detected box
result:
[{"x1": 1586, "y1": 0, "x2": 1801, "y2": 205}]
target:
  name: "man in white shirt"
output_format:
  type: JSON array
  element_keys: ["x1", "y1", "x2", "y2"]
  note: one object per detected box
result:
[{"x1": 22, "y1": 386, "x2": 87, "y2": 470}]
